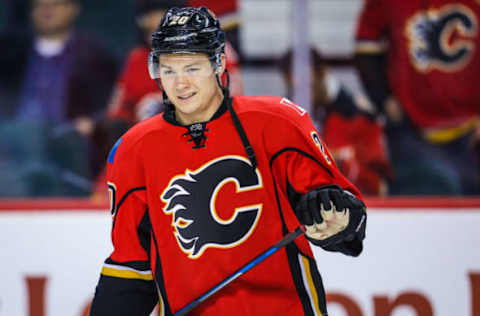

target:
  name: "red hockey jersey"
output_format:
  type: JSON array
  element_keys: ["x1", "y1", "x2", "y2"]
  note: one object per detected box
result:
[
  {"x1": 355, "y1": 0, "x2": 480, "y2": 134},
  {"x1": 92, "y1": 96, "x2": 363, "y2": 316}
]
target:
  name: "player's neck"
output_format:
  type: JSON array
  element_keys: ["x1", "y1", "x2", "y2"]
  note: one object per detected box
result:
[{"x1": 175, "y1": 88, "x2": 224, "y2": 125}]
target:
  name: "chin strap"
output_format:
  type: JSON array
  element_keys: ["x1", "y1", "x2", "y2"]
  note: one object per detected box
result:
[
  {"x1": 216, "y1": 70, "x2": 258, "y2": 170},
  {"x1": 154, "y1": 79, "x2": 173, "y2": 109}
]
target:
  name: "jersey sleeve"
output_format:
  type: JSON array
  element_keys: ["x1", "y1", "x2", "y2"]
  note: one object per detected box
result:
[
  {"x1": 354, "y1": 0, "x2": 392, "y2": 111},
  {"x1": 265, "y1": 99, "x2": 365, "y2": 255},
  {"x1": 354, "y1": 0, "x2": 388, "y2": 54},
  {"x1": 266, "y1": 99, "x2": 362, "y2": 196},
  {"x1": 90, "y1": 137, "x2": 157, "y2": 316}
]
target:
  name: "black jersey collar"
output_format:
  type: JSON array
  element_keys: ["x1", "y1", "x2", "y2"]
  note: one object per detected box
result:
[{"x1": 163, "y1": 96, "x2": 230, "y2": 126}]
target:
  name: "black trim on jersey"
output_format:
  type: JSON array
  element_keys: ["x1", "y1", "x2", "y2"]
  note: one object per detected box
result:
[
  {"x1": 285, "y1": 243, "x2": 316, "y2": 315},
  {"x1": 162, "y1": 96, "x2": 228, "y2": 126},
  {"x1": 163, "y1": 96, "x2": 230, "y2": 151},
  {"x1": 138, "y1": 208, "x2": 152, "y2": 255},
  {"x1": 90, "y1": 275, "x2": 158, "y2": 316},
  {"x1": 104, "y1": 258, "x2": 151, "y2": 272},
  {"x1": 116, "y1": 186, "x2": 147, "y2": 210},
  {"x1": 307, "y1": 255, "x2": 328, "y2": 312},
  {"x1": 112, "y1": 186, "x2": 146, "y2": 231},
  {"x1": 286, "y1": 179, "x2": 301, "y2": 222},
  {"x1": 151, "y1": 230, "x2": 174, "y2": 316},
  {"x1": 271, "y1": 147, "x2": 334, "y2": 179},
  {"x1": 268, "y1": 163, "x2": 288, "y2": 235},
  {"x1": 269, "y1": 147, "x2": 333, "y2": 316},
  {"x1": 284, "y1": 243, "x2": 328, "y2": 316}
]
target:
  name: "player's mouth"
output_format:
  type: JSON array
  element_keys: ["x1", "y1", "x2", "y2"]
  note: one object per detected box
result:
[{"x1": 177, "y1": 92, "x2": 196, "y2": 101}]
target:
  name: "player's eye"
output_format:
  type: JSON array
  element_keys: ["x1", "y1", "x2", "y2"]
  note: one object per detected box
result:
[
  {"x1": 161, "y1": 69, "x2": 175, "y2": 76},
  {"x1": 186, "y1": 67, "x2": 199, "y2": 73}
]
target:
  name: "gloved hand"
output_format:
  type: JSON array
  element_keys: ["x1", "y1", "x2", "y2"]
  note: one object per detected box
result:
[{"x1": 295, "y1": 185, "x2": 366, "y2": 248}]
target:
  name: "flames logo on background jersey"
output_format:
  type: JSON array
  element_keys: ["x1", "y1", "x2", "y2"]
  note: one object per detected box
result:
[
  {"x1": 161, "y1": 156, "x2": 263, "y2": 259},
  {"x1": 405, "y1": 4, "x2": 477, "y2": 73}
]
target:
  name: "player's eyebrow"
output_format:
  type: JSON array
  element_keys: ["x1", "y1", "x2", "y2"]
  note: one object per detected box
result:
[
  {"x1": 159, "y1": 61, "x2": 203, "y2": 69},
  {"x1": 183, "y1": 61, "x2": 202, "y2": 68},
  {"x1": 159, "y1": 63, "x2": 172, "y2": 69}
]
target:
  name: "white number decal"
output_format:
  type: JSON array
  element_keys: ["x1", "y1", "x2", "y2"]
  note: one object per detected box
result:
[
  {"x1": 169, "y1": 15, "x2": 190, "y2": 26},
  {"x1": 311, "y1": 132, "x2": 332, "y2": 164},
  {"x1": 280, "y1": 98, "x2": 306, "y2": 116},
  {"x1": 107, "y1": 182, "x2": 117, "y2": 217}
]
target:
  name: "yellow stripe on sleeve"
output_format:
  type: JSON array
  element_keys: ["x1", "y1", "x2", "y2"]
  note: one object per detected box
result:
[
  {"x1": 423, "y1": 117, "x2": 478, "y2": 144},
  {"x1": 300, "y1": 256, "x2": 323, "y2": 316},
  {"x1": 158, "y1": 292, "x2": 164, "y2": 316},
  {"x1": 355, "y1": 41, "x2": 386, "y2": 54},
  {"x1": 101, "y1": 265, "x2": 153, "y2": 281}
]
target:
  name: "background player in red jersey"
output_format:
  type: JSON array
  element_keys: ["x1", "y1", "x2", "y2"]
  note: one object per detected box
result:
[
  {"x1": 278, "y1": 47, "x2": 392, "y2": 196},
  {"x1": 90, "y1": 7, "x2": 367, "y2": 316},
  {"x1": 355, "y1": 0, "x2": 480, "y2": 195}
]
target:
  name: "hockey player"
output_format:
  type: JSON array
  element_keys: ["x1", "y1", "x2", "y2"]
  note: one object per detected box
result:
[
  {"x1": 91, "y1": 0, "x2": 243, "y2": 200},
  {"x1": 90, "y1": 6, "x2": 367, "y2": 316},
  {"x1": 355, "y1": 0, "x2": 480, "y2": 194}
]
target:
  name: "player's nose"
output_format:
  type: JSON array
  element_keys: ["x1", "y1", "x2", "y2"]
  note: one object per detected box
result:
[{"x1": 174, "y1": 73, "x2": 189, "y2": 88}]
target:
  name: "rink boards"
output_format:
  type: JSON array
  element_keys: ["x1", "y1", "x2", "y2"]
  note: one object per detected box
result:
[{"x1": 0, "y1": 198, "x2": 479, "y2": 316}]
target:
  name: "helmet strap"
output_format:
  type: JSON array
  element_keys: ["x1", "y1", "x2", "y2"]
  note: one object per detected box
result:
[
  {"x1": 214, "y1": 68, "x2": 257, "y2": 170},
  {"x1": 215, "y1": 69, "x2": 230, "y2": 99},
  {"x1": 224, "y1": 87, "x2": 257, "y2": 170},
  {"x1": 154, "y1": 78, "x2": 174, "y2": 107},
  {"x1": 154, "y1": 78, "x2": 163, "y2": 90}
]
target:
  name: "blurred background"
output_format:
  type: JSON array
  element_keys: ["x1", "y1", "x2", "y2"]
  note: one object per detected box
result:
[
  {"x1": 0, "y1": 1, "x2": 479, "y2": 316},
  {"x1": 2, "y1": 0, "x2": 479, "y2": 199}
]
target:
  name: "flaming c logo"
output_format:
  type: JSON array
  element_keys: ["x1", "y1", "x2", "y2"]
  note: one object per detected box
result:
[
  {"x1": 406, "y1": 4, "x2": 478, "y2": 72},
  {"x1": 161, "y1": 156, "x2": 263, "y2": 259}
]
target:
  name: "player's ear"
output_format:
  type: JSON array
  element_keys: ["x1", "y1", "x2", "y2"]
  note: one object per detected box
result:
[{"x1": 216, "y1": 54, "x2": 227, "y2": 76}]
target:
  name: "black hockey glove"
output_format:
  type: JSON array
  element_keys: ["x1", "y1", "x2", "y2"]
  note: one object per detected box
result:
[{"x1": 295, "y1": 185, "x2": 366, "y2": 249}]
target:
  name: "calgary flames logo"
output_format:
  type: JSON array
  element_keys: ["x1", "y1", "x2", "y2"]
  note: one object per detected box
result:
[
  {"x1": 405, "y1": 4, "x2": 477, "y2": 72},
  {"x1": 161, "y1": 156, "x2": 263, "y2": 259}
]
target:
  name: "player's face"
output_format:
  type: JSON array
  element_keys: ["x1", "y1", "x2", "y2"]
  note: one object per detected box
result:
[{"x1": 159, "y1": 53, "x2": 225, "y2": 125}]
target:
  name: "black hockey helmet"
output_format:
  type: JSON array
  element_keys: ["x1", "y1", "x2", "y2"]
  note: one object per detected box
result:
[{"x1": 148, "y1": 6, "x2": 226, "y2": 79}]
